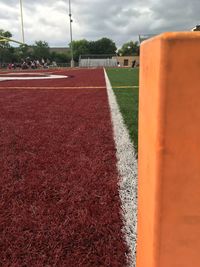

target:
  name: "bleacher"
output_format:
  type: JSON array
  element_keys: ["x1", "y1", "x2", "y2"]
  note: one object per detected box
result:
[{"x1": 79, "y1": 55, "x2": 117, "y2": 68}]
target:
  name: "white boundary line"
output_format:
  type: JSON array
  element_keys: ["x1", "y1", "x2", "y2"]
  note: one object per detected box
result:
[
  {"x1": 0, "y1": 86, "x2": 105, "y2": 90},
  {"x1": 104, "y1": 69, "x2": 138, "y2": 267},
  {"x1": 0, "y1": 72, "x2": 48, "y2": 76},
  {"x1": 0, "y1": 74, "x2": 68, "y2": 81}
]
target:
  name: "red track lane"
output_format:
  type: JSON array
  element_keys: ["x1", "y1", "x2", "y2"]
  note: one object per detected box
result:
[{"x1": 0, "y1": 69, "x2": 128, "y2": 266}]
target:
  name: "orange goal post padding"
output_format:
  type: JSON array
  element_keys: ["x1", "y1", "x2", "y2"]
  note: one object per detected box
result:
[{"x1": 137, "y1": 32, "x2": 200, "y2": 267}]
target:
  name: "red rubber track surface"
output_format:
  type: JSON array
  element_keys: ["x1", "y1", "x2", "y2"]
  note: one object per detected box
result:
[
  {"x1": 0, "y1": 69, "x2": 105, "y2": 88},
  {"x1": 0, "y1": 69, "x2": 128, "y2": 266}
]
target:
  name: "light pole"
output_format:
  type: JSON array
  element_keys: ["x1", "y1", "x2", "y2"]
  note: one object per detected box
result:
[
  {"x1": 20, "y1": 0, "x2": 25, "y2": 44},
  {"x1": 69, "y1": 0, "x2": 74, "y2": 67}
]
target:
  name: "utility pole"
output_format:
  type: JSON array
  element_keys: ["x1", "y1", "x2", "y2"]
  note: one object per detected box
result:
[
  {"x1": 20, "y1": 0, "x2": 25, "y2": 44},
  {"x1": 69, "y1": 0, "x2": 74, "y2": 67}
]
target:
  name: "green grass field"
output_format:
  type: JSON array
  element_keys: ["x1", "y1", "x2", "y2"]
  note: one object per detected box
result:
[{"x1": 106, "y1": 68, "x2": 139, "y2": 153}]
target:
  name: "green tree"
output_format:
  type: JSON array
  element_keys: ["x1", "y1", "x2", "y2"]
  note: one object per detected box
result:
[
  {"x1": 32, "y1": 41, "x2": 50, "y2": 59},
  {"x1": 0, "y1": 29, "x2": 12, "y2": 48},
  {"x1": 70, "y1": 39, "x2": 90, "y2": 61},
  {"x1": 0, "y1": 29, "x2": 12, "y2": 63},
  {"x1": 71, "y1": 38, "x2": 117, "y2": 61},
  {"x1": 50, "y1": 52, "x2": 71, "y2": 63},
  {"x1": 88, "y1": 38, "x2": 117, "y2": 55},
  {"x1": 14, "y1": 44, "x2": 32, "y2": 61},
  {"x1": 118, "y1": 41, "x2": 140, "y2": 56}
]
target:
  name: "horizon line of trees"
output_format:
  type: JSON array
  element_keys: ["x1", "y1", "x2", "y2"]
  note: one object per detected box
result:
[{"x1": 0, "y1": 29, "x2": 140, "y2": 64}]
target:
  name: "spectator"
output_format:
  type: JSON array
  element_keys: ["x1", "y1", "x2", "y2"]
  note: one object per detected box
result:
[{"x1": 132, "y1": 60, "x2": 136, "y2": 68}]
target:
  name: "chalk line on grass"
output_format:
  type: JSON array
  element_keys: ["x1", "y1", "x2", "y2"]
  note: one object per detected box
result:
[{"x1": 104, "y1": 69, "x2": 138, "y2": 267}]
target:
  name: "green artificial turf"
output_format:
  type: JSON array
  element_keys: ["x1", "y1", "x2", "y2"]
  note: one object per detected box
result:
[
  {"x1": 106, "y1": 68, "x2": 139, "y2": 153},
  {"x1": 106, "y1": 67, "x2": 139, "y2": 87}
]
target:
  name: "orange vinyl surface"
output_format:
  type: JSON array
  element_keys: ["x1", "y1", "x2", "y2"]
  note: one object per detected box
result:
[{"x1": 137, "y1": 32, "x2": 200, "y2": 267}]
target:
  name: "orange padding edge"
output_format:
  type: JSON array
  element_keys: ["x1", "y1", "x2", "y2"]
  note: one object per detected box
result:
[{"x1": 137, "y1": 32, "x2": 200, "y2": 267}]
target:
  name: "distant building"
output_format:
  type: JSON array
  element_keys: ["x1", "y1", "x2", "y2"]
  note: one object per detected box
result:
[
  {"x1": 27, "y1": 46, "x2": 70, "y2": 54},
  {"x1": 112, "y1": 56, "x2": 140, "y2": 67},
  {"x1": 191, "y1": 25, "x2": 200, "y2": 31},
  {"x1": 49, "y1": 47, "x2": 70, "y2": 54}
]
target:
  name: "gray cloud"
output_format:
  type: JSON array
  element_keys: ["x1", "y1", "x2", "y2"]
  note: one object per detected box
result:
[{"x1": 0, "y1": 0, "x2": 199, "y2": 48}]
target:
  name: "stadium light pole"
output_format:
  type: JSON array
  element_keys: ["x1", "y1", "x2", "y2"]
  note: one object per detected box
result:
[
  {"x1": 20, "y1": 0, "x2": 25, "y2": 44},
  {"x1": 68, "y1": 0, "x2": 74, "y2": 67}
]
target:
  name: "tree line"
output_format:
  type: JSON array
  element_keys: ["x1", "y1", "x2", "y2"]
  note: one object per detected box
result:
[{"x1": 0, "y1": 29, "x2": 140, "y2": 64}]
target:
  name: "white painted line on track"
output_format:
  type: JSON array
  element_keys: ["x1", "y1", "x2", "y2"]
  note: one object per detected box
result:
[
  {"x1": 0, "y1": 72, "x2": 48, "y2": 76},
  {"x1": 0, "y1": 74, "x2": 68, "y2": 81},
  {"x1": 104, "y1": 69, "x2": 138, "y2": 267},
  {"x1": 0, "y1": 86, "x2": 105, "y2": 90}
]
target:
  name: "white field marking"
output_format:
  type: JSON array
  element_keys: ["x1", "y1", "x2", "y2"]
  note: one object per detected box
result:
[
  {"x1": 0, "y1": 86, "x2": 105, "y2": 90},
  {"x1": 0, "y1": 73, "x2": 68, "y2": 81},
  {"x1": 0, "y1": 72, "x2": 48, "y2": 76},
  {"x1": 104, "y1": 69, "x2": 138, "y2": 267}
]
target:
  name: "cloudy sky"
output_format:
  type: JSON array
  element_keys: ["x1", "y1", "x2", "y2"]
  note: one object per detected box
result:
[{"x1": 0, "y1": 0, "x2": 199, "y2": 48}]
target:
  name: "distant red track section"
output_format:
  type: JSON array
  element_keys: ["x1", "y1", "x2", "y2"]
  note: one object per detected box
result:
[
  {"x1": 0, "y1": 69, "x2": 128, "y2": 266},
  {"x1": 0, "y1": 69, "x2": 106, "y2": 88}
]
